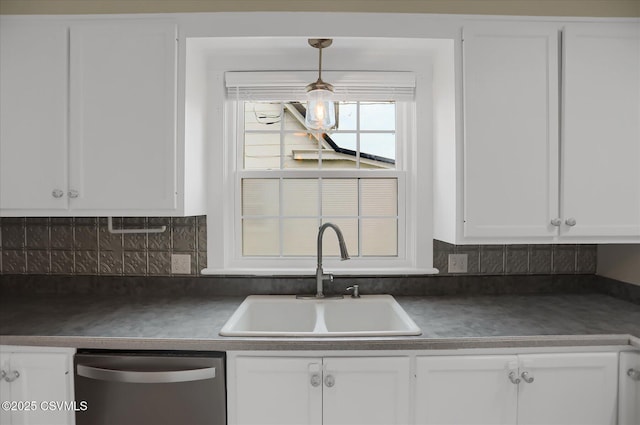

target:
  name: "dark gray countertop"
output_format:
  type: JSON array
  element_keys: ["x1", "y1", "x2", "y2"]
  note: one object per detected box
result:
[{"x1": 1, "y1": 293, "x2": 639, "y2": 351}]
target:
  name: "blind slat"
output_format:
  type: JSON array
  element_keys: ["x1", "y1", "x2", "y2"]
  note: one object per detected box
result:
[{"x1": 226, "y1": 71, "x2": 416, "y2": 101}]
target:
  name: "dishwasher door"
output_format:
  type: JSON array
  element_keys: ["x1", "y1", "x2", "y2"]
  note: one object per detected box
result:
[{"x1": 75, "y1": 351, "x2": 226, "y2": 425}]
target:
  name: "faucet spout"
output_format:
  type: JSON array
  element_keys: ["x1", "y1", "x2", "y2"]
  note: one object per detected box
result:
[{"x1": 316, "y1": 223, "x2": 350, "y2": 298}]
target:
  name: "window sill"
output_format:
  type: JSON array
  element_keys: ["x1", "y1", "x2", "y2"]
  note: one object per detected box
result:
[{"x1": 200, "y1": 267, "x2": 440, "y2": 276}]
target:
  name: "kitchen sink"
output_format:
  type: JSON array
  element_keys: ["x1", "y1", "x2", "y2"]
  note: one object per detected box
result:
[{"x1": 219, "y1": 295, "x2": 422, "y2": 337}]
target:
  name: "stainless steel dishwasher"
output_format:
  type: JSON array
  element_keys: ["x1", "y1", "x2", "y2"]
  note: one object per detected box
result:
[{"x1": 75, "y1": 350, "x2": 226, "y2": 425}]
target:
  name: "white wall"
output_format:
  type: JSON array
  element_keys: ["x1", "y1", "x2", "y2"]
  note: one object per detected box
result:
[{"x1": 597, "y1": 245, "x2": 640, "y2": 285}]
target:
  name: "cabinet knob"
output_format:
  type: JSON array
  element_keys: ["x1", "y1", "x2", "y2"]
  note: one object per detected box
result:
[
  {"x1": 52, "y1": 189, "x2": 64, "y2": 198},
  {"x1": 68, "y1": 190, "x2": 79, "y2": 199},
  {"x1": 520, "y1": 371, "x2": 534, "y2": 383},
  {"x1": 324, "y1": 374, "x2": 335, "y2": 388},
  {"x1": 628, "y1": 368, "x2": 640, "y2": 381},
  {"x1": 310, "y1": 373, "x2": 321, "y2": 387},
  {"x1": 508, "y1": 371, "x2": 521, "y2": 384},
  {"x1": 4, "y1": 370, "x2": 19, "y2": 382},
  {"x1": 565, "y1": 217, "x2": 577, "y2": 227},
  {"x1": 550, "y1": 218, "x2": 562, "y2": 227}
]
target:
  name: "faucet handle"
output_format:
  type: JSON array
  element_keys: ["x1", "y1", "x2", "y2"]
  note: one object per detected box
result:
[{"x1": 346, "y1": 285, "x2": 360, "y2": 298}]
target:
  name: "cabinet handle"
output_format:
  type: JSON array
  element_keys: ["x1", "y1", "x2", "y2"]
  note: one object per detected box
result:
[
  {"x1": 310, "y1": 373, "x2": 321, "y2": 387},
  {"x1": 52, "y1": 189, "x2": 64, "y2": 198},
  {"x1": 324, "y1": 374, "x2": 335, "y2": 388},
  {"x1": 68, "y1": 190, "x2": 79, "y2": 199},
  {"x1": 4, "y1": 370, "x2": 19, "y2": 382},
  {"x1": 565, "y1": 217, "x2": 577, "y2": 227},
  {"x1": 628, "y1": 368, "x2": 640, "y2": 381},
  {"x1": 520, "y1": 371, "x2": 534, "y2": 383},
  {"x1": 508, "y1": 371, "x2": 521, "y2": 384},
  {"x1": 550, "y1": 218, "x2": 562, "y2": 227}
]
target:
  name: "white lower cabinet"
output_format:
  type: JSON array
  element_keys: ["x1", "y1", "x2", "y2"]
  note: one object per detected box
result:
[
  {"x1": 233, "y1": 356, "x2": 322, "y2": 425},
  {"x1": 229, "y1": 354, "x2": 410, "y2": 425},
  {"x1": 322, "y1": 357, "x2": 410, "y2": 425},
  {"x1": 415, "y1": 355, "x2": 518, "y2": 424},
  {"x1": 415, "y1": 352, "x2": 618, "y2": 425},
  {"x1": 0, "y1": 346, "x2": 76, "y2": 425},
  {"x1": 619, "y1": 351, "x2": 640, "y2": 425}
]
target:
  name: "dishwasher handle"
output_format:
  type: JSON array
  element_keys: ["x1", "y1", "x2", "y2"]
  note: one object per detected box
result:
[{"x1": 77, "y1": 364, "x2": 216, "y2": 384}]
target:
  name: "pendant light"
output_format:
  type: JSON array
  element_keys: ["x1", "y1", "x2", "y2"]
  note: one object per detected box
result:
[{"x1": 305, "y1": 38, "x2": 336, "y2": 131}]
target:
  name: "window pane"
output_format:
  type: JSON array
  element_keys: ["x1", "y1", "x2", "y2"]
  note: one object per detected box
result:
[
  {"x1": 282, "y1": 179, "x2": 318, "y2": 216},
  {"x1": 243, "y1": 218, "x2": 279, "y2": 256},
  {"x1": 335, "y1": 102, "x2": 357, "y2": 131},
  {"x1": 360, "y1": 133, "x2": 396, "y2": 163},
  {"x1": 322, "y1": 179, "x2": 358, "y2": 216},
  {"x1": 284, "y1": 133, "x2": 320, "y2": 169},
  {"x1": 283, "y1": 102, "x2": 308, "y2": 131},
  {"x1": 242, "y1": 179, "x2": 279, "y2": 216},
  {"x1": 329, "y1": 133, "x2": 357, "y2": 151},
  {"x1": 323, "y1": 133, "x2": 358, "y2": 169},
  {"x1": 244, "y1": 102, "x2": 283, "y2": 130},
  {"x1": 360, "y1": 102, "x2": 395, "y2": 131},
  {"x1": 244, "y1": 133, "x2": 281, "y2": 170},
  {"x1": 321, "y1": 218, "x2": 359, "y2": 257},
  {"x1": 361, "y1": 218, "x2": 397, "y2": 256},
  {"x1": 282, "y1": 218, "x2": 317, "y2": 256},
  {"x1": 361, "y1": 179, "x2": 397, "y2": 216}
]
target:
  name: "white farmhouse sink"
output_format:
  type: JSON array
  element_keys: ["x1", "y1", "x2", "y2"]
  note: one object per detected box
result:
[{"x1": 219, "y1": 295, "x2": 422, "y2": 337}]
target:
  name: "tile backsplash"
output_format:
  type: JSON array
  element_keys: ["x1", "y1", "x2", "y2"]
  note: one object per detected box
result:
[
  {"x1": 0, "y1": 217, "x2": 596, "y2": 276},
  {"x1": 0, "y1": 217, "x2": 206, "y2": 276},
  {"x1": 433, "y1": 240, "x2": 597, "y2": 276}
]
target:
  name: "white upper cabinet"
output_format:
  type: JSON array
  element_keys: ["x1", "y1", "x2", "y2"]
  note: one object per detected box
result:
[
  {"x1": 436, "y1": 20, "x2": 640, "y2": 244},
  {"x1": 462, "y1": 23, "x2": 560, "y2": 239},
  {"x1": 0, "y1": 21, "x2": 69, "y2": 211},
  {"x1": 0, "y1": 17, "x2": 205, "y2": 216},
  {"x1": 69, "y1": 21, "x2": 178, "y2": 212},
  {"x1": 561, "y1": 23, "x2": 640, "y2": 238}
]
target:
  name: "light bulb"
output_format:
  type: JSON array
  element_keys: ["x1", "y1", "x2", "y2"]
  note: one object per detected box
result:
[{"x1": 315, "y1": 102, "x2": 325, "y2": 120}]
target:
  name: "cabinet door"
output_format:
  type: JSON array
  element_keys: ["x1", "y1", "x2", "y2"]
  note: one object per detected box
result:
[
  {"x1": 462, "y1": 23, "x2": 560, "y2": 239},
  {"x1": 322, "y1": 357, "x2": 410, "y2": 425},
  {"x1": 10, "y1": 352, "x2": 74, "y2": 425},
  {"x1": 517, "y1": 352, "x2": 618, "y2": 425},
  {"x1": 0, "y1": 20, "x2": 69, "y2": 211},
  {"x1": 619, "y1": 351, "x2": 640, "y2": 425},
  {"x1": 231, "y1": 356, "x2": 322, "y2": 425},
  {"x1": 69, "y1": 21, "x2": 177, "y2": 212},
  {"x1": 415, "y1": 355, "x2": 518, "y2": 425},
  {"x1": 562, "y1": 23, "x2": 640, "y2": 238},
  {"x1": 0, "y1": 350, "x2": 11, "y2": 425}
]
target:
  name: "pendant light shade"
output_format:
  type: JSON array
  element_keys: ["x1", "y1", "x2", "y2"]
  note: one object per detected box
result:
[
  {"x1": 306, "y1": 87, "x2": 335, "y2": 131},
  {"x1": 305, "y1": 39, "x2": 336, "y2": 131}
]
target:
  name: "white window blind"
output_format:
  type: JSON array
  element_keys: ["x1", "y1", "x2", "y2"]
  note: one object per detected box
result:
[{"x1": 225, "y1": 71, "x2": 416, "y2": 101}]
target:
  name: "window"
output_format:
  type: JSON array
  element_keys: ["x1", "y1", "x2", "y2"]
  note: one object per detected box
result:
[
  {"x1": 240, "y1": 101, "x2": 401, "y2": 258},
  {"x1": 204, "y1": 70, "x2": 434, "y2": 275}
]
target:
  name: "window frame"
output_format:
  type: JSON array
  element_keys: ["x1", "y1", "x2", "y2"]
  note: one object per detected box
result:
[
  {"x1": 203, "y1": 71, "x2": 436, "y2": 276},
  {"x1": 237, "y1": 100, "x2": 404, "y2": 260}
]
